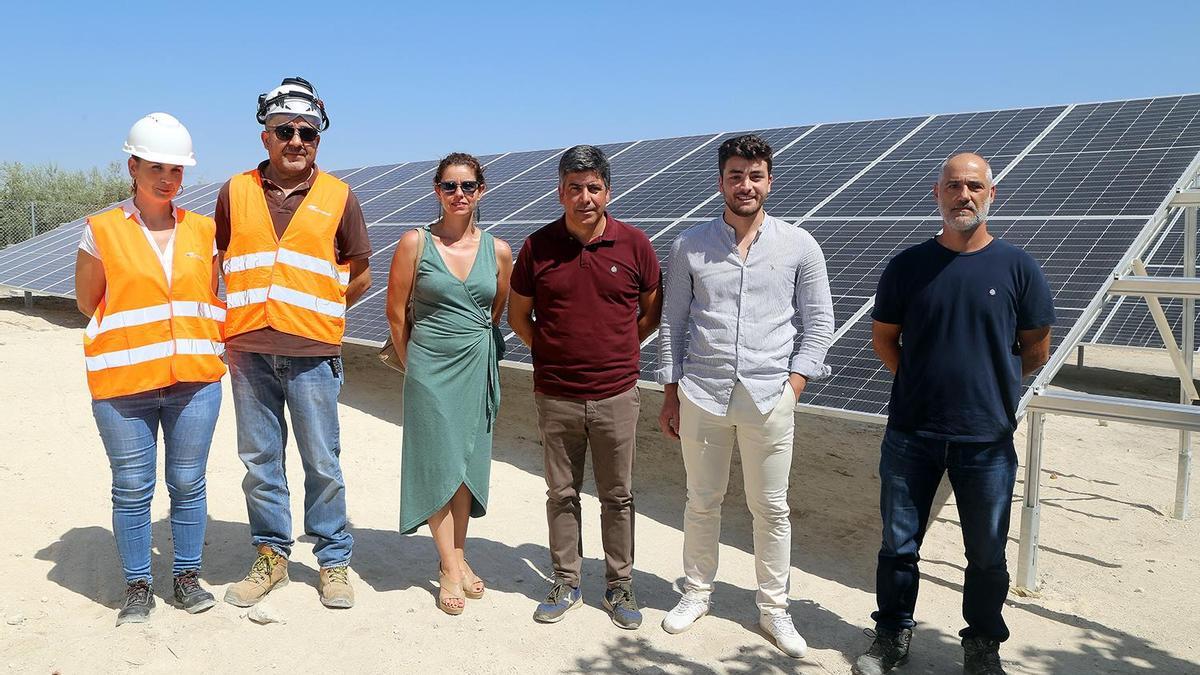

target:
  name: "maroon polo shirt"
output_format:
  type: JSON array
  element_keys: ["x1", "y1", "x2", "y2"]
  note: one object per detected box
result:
[{"x1": 510, "y1": 214, "x2": 661, "y2": 400}]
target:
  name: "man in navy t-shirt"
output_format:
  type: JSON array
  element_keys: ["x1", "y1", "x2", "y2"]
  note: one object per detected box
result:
[{"x1": 852, "y1": 153, "x2": 1055, "y2": 675}]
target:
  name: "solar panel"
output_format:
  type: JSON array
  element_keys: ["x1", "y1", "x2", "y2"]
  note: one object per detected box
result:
[{"x1": 5, "y1": 94, "x2": 1200, "y2": 422}]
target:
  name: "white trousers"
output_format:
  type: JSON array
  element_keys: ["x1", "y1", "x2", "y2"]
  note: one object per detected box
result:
[{"x1": 679, "y1": 381, "x2": 796, "y2": 616}]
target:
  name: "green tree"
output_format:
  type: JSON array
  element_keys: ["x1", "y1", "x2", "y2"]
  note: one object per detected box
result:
[{"x1": 0, "y1": 162, "x2": 129, "y2": 248}]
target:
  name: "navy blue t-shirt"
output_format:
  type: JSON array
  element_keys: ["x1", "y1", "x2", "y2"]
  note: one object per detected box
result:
[{"x1": 872, "y1": 237, "x2": 1055, "y2": 442}]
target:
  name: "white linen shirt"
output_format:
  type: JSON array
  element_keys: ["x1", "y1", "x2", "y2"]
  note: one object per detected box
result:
[{"x1": 655, "y1": 213, "x2": 835, "y2": 415}]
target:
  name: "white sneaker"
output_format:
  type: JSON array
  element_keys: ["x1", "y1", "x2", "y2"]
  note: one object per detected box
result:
[
  {"x1": 760, "y1": 614, "x2": 807, "y2": 658},
  {"x1": 661, "y1": 592, "x2": 710, "y2": 634}
]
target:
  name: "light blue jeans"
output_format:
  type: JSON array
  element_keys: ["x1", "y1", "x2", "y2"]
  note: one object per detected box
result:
[
  {"x1": 91, "y1": 380, "x2": 221, "y2": 583},
  {"x1": 227, "y1": 350, "x2": 352, "y2": 568}
]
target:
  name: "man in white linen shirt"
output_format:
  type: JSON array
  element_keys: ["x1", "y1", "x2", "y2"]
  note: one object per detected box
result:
[{"x1": 655, "y1": 133, "x2": 835, "y2": 658}]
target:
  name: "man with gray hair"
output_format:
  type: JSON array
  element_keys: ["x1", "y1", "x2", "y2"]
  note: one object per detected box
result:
[
  {"x1": 508, "y1": 145, "x2": 662, "y2": 628},
  {"x1": 218, "y1": 76, "x2": 372, "y2": 610},
  {"x1": 852, "y1": 152, "x2": 1053, "y2": 675}
]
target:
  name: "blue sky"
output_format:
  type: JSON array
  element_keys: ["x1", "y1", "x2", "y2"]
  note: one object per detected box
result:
[{"x1": 3, "y1": 1, "x2": 1198, "y2": 185}]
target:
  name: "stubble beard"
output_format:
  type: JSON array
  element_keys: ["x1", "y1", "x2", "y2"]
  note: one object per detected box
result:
[{"x1": 946, "y1": 199, "x2": 991, "y2": 232}]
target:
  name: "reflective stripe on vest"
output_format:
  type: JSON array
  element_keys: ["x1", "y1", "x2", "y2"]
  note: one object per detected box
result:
[
  {"x1": 82, "y1": 207, "x2": 227, "y2": 400},
  {"x1": 223, "y1": 169, "x2": 351, "y2": 344}
]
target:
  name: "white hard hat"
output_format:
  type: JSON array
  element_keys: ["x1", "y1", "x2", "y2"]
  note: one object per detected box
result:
[
  {"x1": 256, "y1": 76, "x2": 330, "y2": 130},
  {"x1": 122, "y1": 113, "x2": 196, "y2": 166}
]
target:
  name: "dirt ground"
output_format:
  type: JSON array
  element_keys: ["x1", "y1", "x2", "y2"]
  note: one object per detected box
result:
[{"x1": 1, "y1": 295, "x2": 1197, "y2": 674}]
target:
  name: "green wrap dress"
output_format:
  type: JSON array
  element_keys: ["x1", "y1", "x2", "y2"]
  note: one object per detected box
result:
[{"x1": 399, "y1": 227, "x2": 501, "y2": 535}]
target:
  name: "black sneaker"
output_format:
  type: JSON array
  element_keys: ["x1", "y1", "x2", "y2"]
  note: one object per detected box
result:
[
  {"x1": 963, "y1": 636, "x2": 1005, "y2": 675},
  {"x1": 602, "y1": 583, "x2": 643, "y2": 630},
  {"x1": 173, "y1": 570, "x2": 216, "y2": 614},
  {"x1": 116, "y1": 579, "x2": 155, "y2": 626},
  {"x1": 852, "y1": 626, "x2": 912, "y2": 675}
]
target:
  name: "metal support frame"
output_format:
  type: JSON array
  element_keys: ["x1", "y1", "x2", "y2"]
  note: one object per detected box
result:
[
  {"x1": 1016, "y1": 410, "x2": 1045, "y2": 591},
  {"x1": 1127, "y1": 259, "x2": 1200, "y2": 402},
  {"x1": 1013, "y1": 162, "x2": 1200, "y2": 591},
  {"x1": 1178, "y1": 204, "x2": 1196, "y2": 519},
  {"x1": 1016, "y1": 389, "x2": 1200, "y2": 591}
]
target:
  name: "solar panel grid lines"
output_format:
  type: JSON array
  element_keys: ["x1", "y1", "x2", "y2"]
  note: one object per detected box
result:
[
  {"x1": 7, "y1": 94, "x2": 1200, "y2": 420},
  {"x1": 797, "y1": 115, "x2": 937, "y2": 221},
  {"x1": 483, "y1": 140, "x2": 643, "y2": 228}
]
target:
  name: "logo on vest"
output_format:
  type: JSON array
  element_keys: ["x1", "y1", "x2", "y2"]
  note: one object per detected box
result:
[
  {"x1": 989, "y1": 288, "x2": 996, "y2": 296},
  {"x1": 184, "y1": 251, "x2": 204, "y2": 260},
  {"x1": 306, "y1": 204, "x2": 334, "y2": 217}
]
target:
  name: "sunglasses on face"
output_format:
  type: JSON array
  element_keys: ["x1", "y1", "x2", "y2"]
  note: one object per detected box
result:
[
  {"x1": 436, "y1": 180, "x2": 480, "y2": 195},
  {"x1": 269, "y1": 125, "x2": 320, "y2": 143}
]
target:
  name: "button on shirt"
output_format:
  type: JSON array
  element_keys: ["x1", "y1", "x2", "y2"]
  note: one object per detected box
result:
[{"x1": 656, "y1": 214, "x2": 835, "y2": 415}]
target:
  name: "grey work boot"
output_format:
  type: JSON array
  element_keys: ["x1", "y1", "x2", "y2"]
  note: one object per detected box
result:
[{"x1": 962, "y1": 636, "x2": 1005, "y2": 675}]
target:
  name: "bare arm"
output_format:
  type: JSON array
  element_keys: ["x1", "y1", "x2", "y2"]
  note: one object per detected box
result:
[
  {"x1": 1017, "y1": 326, "x2": 1052, "y2": 377},
  {"x1": 345, "y1": 257, "x2": 372, "y2": 308},
  {"x1": 385, "y1": 230, "x2": 422, "y2": 366},
  {"x1": 507, "y1": 292, "x2": 535, "y2": 348},
  {"x1": 636, "y1": 286, "x2": 662, "y2": 342},
  {"x1": 872, "y1": 320, "x2": 902, "y2": 375},
  {"x1": 492, "y1": 238, "x2": 513, "y2": 325},
  {"x1": 74, "y1": 250, "x2": 105, "y2": 317}
]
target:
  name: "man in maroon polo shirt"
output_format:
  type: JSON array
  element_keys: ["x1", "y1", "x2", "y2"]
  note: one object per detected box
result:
[{"x1": 509, "y1": 144, "x2": 662, "y2": 629}]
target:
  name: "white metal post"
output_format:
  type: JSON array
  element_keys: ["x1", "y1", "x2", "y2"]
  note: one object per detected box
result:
[
  {"x1": 1016, "y1": 410, "x2": 1045, "y2": 592},
  {"x1": 1178, "y1": 205, "x2": 1197, "y2": 520},
  {"x1": 30, "y1": 202, "x2": 36, "y2": 239}
]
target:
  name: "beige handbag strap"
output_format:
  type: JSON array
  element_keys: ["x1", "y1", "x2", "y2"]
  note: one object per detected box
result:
[{"x1": 408, "y1": 226, "x2": 426, "y2": 311}]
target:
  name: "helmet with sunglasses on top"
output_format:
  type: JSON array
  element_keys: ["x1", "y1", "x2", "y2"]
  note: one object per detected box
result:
[
  {"x1": 256, "y1": 76, "x2": 330, "y2": 131},
  {"x1": 122, "y1": 112, "x2": 196, "y2": 166}
]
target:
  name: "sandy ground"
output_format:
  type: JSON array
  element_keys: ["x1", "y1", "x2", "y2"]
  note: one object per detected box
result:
[{"x1": 1, "y1": 295, "x2": 1198, "y2": 674}]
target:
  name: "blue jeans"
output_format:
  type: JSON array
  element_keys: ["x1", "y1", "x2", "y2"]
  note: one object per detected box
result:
[
  {"x1": 227, "y1": 350, "x2": 352, "y2": 567},
  {"x1": 872, "y1": 426, "x2": 1017, "y2": 641},
  {"x1": 92, "y1": 381, "x2": 221, "y2": 583}
]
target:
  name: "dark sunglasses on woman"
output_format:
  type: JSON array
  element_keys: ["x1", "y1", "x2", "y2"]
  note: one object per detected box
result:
[{"x1": 437, "y1": 181, "x2": 480, "y2": 195}]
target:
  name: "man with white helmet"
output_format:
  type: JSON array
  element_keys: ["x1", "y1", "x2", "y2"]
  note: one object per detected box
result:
[{"x1": 218, "y1": 77, "x2": 372, "y2": 610}]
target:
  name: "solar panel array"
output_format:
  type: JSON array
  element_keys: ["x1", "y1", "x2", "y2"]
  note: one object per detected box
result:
[{"x1": 3, "y1": 94, "x2": 1200, "y2": 419}]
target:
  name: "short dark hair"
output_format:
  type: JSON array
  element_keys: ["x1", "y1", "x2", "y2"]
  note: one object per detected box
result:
[
  {"x1": 718, "y1": 134, "x2": 773, "y2": 175},
  {"x1": 558, "y1": 145, "x2": 610, "y2": 188}
]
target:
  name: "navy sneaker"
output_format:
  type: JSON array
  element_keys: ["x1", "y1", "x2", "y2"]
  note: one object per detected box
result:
[
  {"x1": 603, "y1": 583, "x2": 642, "y2": 630},
  {"x1": 532, "y1": 582, "x2": 581, "y2": 623}
]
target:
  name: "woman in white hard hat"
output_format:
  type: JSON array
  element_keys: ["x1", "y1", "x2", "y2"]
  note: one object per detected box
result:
[{"x1": 74, "y1": 113, "x2": 226, "y2": 626}]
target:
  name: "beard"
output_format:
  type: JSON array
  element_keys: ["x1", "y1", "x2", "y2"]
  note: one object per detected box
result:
[
  {"x1": 725, "y1": 194, "x2": 763, "y2": 217},
  {"x1": 945, "y1": 199, "x2": 991, "y2": 232}
]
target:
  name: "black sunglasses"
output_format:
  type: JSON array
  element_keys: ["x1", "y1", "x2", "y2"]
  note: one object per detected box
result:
[
  {"x1": 436, "y1": 180, "x2": 481, "y2": 195},
  {"x1": 269, "y1": 125, "x2": 320, "y2": 143}
]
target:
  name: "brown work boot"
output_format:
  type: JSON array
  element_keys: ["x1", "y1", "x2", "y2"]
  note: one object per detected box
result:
[
  {"x1": 319, "y1": 566, "x2": 354, "y2": 609},
  {"x1": 224, "y1": 545, "x2": 289, "y2": 607}
]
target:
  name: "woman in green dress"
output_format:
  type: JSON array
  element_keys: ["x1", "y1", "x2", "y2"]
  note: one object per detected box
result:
[{"x1": 386, "y1": 153, "x2": 512, "y2": 615}]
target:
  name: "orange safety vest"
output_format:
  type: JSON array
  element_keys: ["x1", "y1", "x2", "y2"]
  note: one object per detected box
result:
[
  {"x1": 83, "y1": 206, "x2": 227, "y2": 400},
  {"x1": 222, "y1": 169, "x2": 351, "y2": 345}
]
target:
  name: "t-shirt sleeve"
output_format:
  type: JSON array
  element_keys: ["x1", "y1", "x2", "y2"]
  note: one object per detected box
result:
[
  {"x1": 510, "y1": 237, "x2": 536, "y2": 297},
  {"x1": 78, "y1": 222, "x2": 100, "y2": 260},
  {"x1": 871, "y1": 256, "x2": 905, "y2": 324},
  {"x1": 635, "y1": 230, "x2": 662, "y2": 293},
  {"x1": 214, "y1": 182, "x2": 232, "y2": 252},
  {"x1": 335, "y1": 190, "x2": 372, "y2": 263},
  {"x1": 1017, "y1": 253, "x2": 1056, "y2": 330}
]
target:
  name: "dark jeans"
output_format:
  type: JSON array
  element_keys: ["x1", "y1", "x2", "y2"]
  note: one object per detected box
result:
[{"x1": 872, "y1": 426, "x2": 1017, "y2": 641}]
